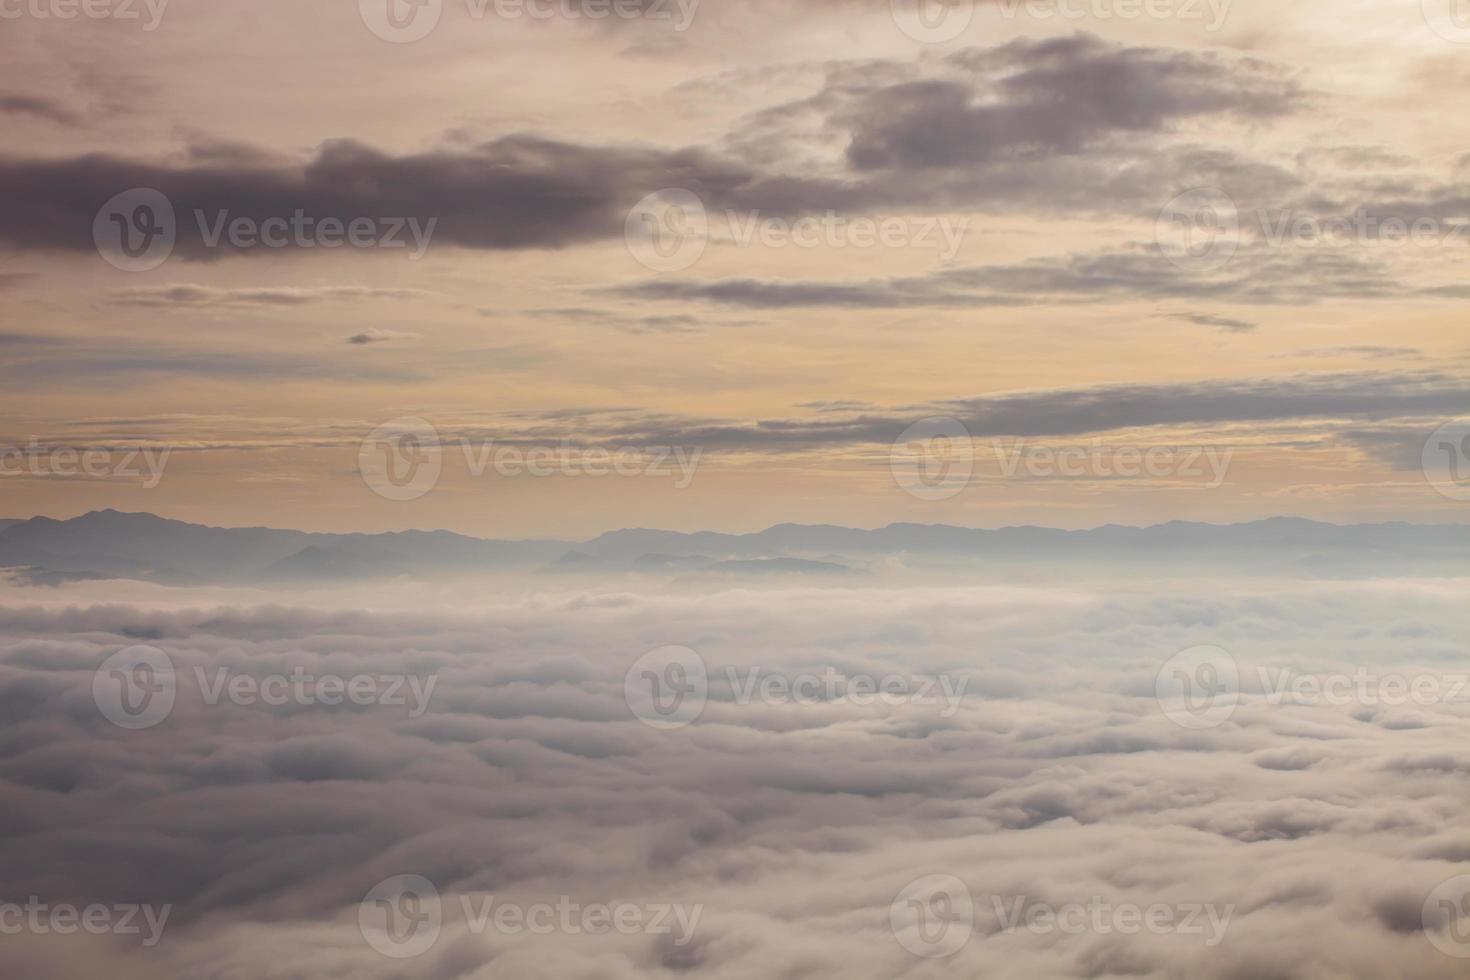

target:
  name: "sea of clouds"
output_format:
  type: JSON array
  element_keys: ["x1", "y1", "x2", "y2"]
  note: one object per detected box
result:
[{"x1": 1, "y1": 573, "x2": 1469, "y2": 978}]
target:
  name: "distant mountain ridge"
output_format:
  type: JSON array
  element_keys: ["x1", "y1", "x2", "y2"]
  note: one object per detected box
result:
[
  {"x1": 1, "y1": 510, "x2": 1468, "y2": 584},
  {"x1": 0, "y1": 510, "x2": 566, "y2": 585}
]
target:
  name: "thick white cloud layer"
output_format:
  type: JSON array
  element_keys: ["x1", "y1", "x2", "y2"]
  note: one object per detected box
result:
[{"x1": 1, "y1": 574, "x2": 1468, "y2": 978}]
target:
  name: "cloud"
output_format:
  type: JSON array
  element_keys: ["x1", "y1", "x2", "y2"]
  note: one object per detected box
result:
[
  {"x1": 0, "y1": 94, "x2": 81, "y2": 126},
  {"x1": 107, "y1": 285, "x2": 432, "y2": 308},
  {"x1": 346, "y1": 328, "x2": 421, "y2": 346},
  {"x1": 838, "y1": 35, "x2": 1302, "y2": 172},
  {"x1": 1165, "y1": 313, "x2": 1258, "y2": 333},
  {"x1": 0, "y1": 37, "x2": 1320, "y2": 266},
  {"x1": 1, "y1": 577, "x2": 1469, "y2": 978},
  {"x1": 517, "y1": 308, "x2": 720, "y2": 334},
  {"x1": 612, "y1": 242, "x2": 1430, "y2": 309}
]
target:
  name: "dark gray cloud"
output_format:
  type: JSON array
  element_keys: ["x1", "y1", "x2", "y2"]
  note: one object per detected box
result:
[
  {"x1": 840, "y1": 35, "x2": 1302, "y2": 171},
  {"x1": 1165, "y1": 313, "x2": 1258, "y2": 333},
  {"x1": 1279, "y1": 346, "x2": 1424, "y2": 361},
  {"x1": 416, "y1": 370, "x2": 1470, "y2": 453},
  {"x1": 106, "y1": 285, "x2": 431, "y2": 308},
  {"x1": 0, "y1": 94, "x2": 81, "y2": 126},
  {"x1": 0, "y1": 343, "x2": 422, "y2": 386},
  {"x1": 612, "y1": 243, "x2": 1418, "y2": 309},
  {"x1": 519, "y1": 307, "x2": 718, "y2": 334},
  {"x1": 0, "y1": 136, "x2": 744, "y2": 258},
  {"x1": 0, "y1": 36, "x2": 1321, "y2": 264},
  {"x1": 345, "y1": 328, "x2": 421, "y2": 345}
]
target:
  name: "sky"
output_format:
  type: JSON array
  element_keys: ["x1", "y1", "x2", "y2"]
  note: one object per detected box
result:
[{"x1": 2, "y1": 0, "x2": 1469, "y2": 536}]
